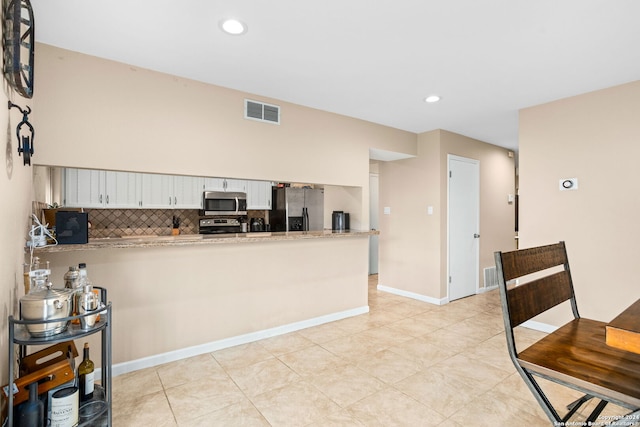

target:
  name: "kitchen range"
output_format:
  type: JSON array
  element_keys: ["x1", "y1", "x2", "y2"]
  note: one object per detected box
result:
[
  {"x1": 199, "y1": 190, "x2": 271, "y2": 234},
  {"x1": 200, "y1": 191, "x2": 247, "y2": 234},
  {"x1": 198, "y1": 217, "x2": 243, "y2": 234}
]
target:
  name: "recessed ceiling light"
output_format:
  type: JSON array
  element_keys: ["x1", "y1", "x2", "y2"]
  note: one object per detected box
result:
[
  {"x1": 424, "y1": 95, "x2": 441, "y2": 103},
  {"x1": 220, "y1": 19, "x2": 247, "y2": 35}
]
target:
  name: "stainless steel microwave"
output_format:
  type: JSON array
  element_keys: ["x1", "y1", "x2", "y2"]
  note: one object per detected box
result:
[{"x1": 202, "y1": 191, "x2": 247, "y2": 215}]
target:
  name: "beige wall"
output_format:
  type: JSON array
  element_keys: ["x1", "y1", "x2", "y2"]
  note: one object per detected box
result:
[
  {"x1": 34, "y1": 44, "x2": 415, "y2": 186},
  {"x1": 378, "y1": 131, "x2": 441, "y2": 298},
  {"x1": 1, "y1": 96, "x2": 34, "y2": 392},
  {"x1": 378, "y1": 129, "x2": 516, "y2": 301},
  {"x1": 519, "y1": 80, "x2": 640, "y2": 325}
]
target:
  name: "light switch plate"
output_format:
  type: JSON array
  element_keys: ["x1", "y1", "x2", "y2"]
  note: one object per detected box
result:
[{"x1": 383, "y1": 207, "x2": 391, "y2": 215}]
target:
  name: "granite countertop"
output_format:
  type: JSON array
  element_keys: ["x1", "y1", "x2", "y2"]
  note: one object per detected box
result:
[{"x1": 33, "y1": 230, "x2": 379, "y2": 252}]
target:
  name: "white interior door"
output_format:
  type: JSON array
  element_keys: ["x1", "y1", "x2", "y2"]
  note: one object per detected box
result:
[
  {"x1": 448, "y1": 155, "x2": 480, "y2": 301},
  {"x1": 369, "y1": 173, "x2": 379, "y2": 274}
]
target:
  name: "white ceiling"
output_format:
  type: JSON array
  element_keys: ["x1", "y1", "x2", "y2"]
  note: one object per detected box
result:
[{"x1": 31, "y1": 0, "x2": 640, "y2": 153}]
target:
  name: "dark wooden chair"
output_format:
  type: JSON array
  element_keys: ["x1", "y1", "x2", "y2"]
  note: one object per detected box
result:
[{"x1": 495, "y1": 241, "x2": 640, "y2": 426}]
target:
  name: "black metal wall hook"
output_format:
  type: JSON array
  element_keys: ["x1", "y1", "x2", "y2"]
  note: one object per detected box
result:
[{"x1": 8, "y1": 101, "x2": 35, "y2": 166}]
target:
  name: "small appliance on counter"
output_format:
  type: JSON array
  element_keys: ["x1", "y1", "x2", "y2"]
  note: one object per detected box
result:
[
  {"x1": 55, "y1": 211, "x2": 89, "y2": 244},
  {"x1": 199, "y1": 218, "x2": 242, "y2": 234},
  {"x1": 332, "y1": 211, "x2": 350, "y2": 232},
  {"x1": 249, "y1": 218, "x2": 271, "y2": 232}
]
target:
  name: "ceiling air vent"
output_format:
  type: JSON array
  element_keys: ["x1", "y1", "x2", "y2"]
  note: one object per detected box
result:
[{"x1": 245, "y1": 99, "x2": 280, "y2": 124}]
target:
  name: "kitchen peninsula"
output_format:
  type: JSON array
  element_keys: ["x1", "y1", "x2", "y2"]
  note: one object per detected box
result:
[{"x1": 35, "y1": 230, "x2": 375, "y2": 375}]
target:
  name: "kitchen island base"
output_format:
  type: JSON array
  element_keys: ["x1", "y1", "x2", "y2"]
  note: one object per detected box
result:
[{"x1": 38, "y1": 232, "x2": 371, "y2": 376}]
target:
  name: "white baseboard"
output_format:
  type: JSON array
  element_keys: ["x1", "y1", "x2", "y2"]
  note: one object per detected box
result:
[
  {"x1": 109, "y1": 305, "x2": 370, "y2": 377},
  {"x1": 377, "y1": 285, "x2": 448, "y2": 306},
  {"x1": 520, "y1": 320, "x2": 558, "y2": 334},
  {"x1": 478, "y1": 285, "x2": 498, "y2": 293}
]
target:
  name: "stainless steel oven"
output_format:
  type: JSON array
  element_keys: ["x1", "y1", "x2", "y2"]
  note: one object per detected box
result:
[
  {"x1": 199, "y1": 218, "x2": 242, "y2": 234},
  {"x1": 202, "y1": 191, "x2": 247, "y2": 216}
]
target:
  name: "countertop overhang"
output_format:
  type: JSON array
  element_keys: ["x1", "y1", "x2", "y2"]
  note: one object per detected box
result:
[{"x1": 34, "y1": 230, "x2": 379, "y2": 252}]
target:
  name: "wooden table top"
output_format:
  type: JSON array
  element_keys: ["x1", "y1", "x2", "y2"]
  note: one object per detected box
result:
[{"x1": 606, "y1": 299, "x2": 640, "y2": 354}]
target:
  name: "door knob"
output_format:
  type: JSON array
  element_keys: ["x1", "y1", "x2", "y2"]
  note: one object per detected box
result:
[{"x1": 473, "y1": 233, "x2": 480, "y2": 238}]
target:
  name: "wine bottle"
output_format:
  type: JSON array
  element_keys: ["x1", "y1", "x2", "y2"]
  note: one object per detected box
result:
[
  {"x1": 302, "y1": 207, "x2": 309, "y2": 231},
  {"x1": 16, "y1": 381, "x2": 44, "y2": 427},
  {"x1": 78, "y1": 342, "x2": 95, "y2": 402}
]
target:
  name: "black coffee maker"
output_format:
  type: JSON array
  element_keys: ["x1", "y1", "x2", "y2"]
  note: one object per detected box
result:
[{"x1": 331, "y1": 211, "x2": 350, "y2": 232}]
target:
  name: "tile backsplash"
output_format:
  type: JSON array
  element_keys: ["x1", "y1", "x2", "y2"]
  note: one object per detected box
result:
[
  {"x1": 34, "y1": 203, "x2": 268, "y2": 239},
  {"x1": 86, "y1": 208, "x2": 200, "y2": 238}
]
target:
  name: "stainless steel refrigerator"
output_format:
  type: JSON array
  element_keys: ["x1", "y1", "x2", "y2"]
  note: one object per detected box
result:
[{"x1": 271, "y1": 187, "x2": 324, "y2": 231}]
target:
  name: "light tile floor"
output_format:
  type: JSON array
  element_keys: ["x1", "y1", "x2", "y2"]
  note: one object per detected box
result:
[{"x1": 112, "y1": 275, "x2": 630, "y2": 426}]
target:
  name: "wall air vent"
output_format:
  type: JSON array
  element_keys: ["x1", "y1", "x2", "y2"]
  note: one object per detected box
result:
[{"x1": 244, "y1": 99, "x2": 280, "y2": 124}]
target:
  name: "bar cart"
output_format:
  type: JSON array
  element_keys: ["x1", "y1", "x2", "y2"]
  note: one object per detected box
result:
[{"x1": 6, "y1": 287, "x2": 112, "y2": 426}]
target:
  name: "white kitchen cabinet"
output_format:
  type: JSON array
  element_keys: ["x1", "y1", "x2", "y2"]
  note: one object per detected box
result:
[
  {"x1": 173, "y1": 176, "x2": 204, "y2": 209},
  {"x1": 203, "y1": 177, "x2": 247, "y2": 193},
  {"x1": 104, "y1": 171, "x2": 141, "y2": 208},
  {"x1": 64, "y1": 168, "x2": 247, "y2": 210},
  {"x1": 247, "y1": 180, "x2": 273, "y2": 210},
  {"x1": 141, "y1": 174, "x2": 174, "y2": 208},
  {"x1": 203, "y1": 177, "x2": 225, "y2": 192},
  {"x1": 64, "y1": 168, "x2": 103, "y2": 208},
  {"x1": 141, "y1": 174, "x2": 204, "y2": 209},
  {"x1": 64, "y1": 169, "x2": 140, "y2": 208},
  {"x1": 225, "y1": 178, "x2": 247, "y2": 192}
]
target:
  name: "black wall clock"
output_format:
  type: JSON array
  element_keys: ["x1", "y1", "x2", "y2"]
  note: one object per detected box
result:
[{"x1": 2, "y1": 0, "x2": 34, "y2": 98}]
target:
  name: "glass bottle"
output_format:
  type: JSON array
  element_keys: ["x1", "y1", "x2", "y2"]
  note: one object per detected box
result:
[
  {"x1": 17, "y1": 381, "x2": 44, "y2": 427},
  {"x1": 74, "y1": 263, "x2": 89, "y2": 324},
  {"x1": 77, "y1": 342, "x2": 95, "y2": 402},
  {"x1": 302, "y1": 207, "x2": 309, "y2": 231}
]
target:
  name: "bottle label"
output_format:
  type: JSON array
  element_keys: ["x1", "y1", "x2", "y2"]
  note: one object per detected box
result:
[{"x1": 84, "y1": 371, "x2": 95, "y2": 395}]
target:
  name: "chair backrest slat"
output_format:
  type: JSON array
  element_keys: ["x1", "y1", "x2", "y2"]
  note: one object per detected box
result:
[
  {"x1": 507, "y1": 270, "x2": 574, "y2": 327},
  {"x1": 499, "y1": 242, "x2": 567, "y2": 281}
]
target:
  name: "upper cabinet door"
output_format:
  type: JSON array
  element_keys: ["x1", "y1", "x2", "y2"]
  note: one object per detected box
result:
[
  {"x1": 141, "y1": 174, "x2": 174, "y2": 208},
  {"x1": 173, "y1": 176, "x2": 204, "y2": 209},
  {"x1": 224, "y1": 179, "x2": 247, "y2": 193},
  {"x1": 104, "y1": 171, "x2": 141, "y2": 208},
  {"x1": 64, "y1": 168, "x2": 105, "y2": 208},
  {"x1": 203, "y1": 177, "x2": 226, "y2": 192},
  {"x1": 203, "y1": 178, "x2": 247, "y2": 192},
  {"x1": 247, "y1": 181, "x2": 273, "y2": 210}
]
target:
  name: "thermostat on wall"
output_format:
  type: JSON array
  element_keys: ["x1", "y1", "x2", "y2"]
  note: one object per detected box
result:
[{"x1": 559, "y1": 178, "x2": 578, "y2": 191}]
